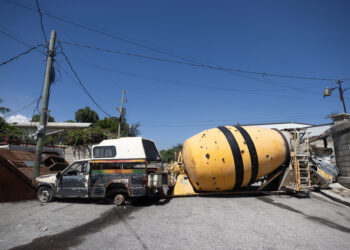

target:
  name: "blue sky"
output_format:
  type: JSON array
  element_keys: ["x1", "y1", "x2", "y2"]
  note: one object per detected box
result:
[{"x1": 1, "y1": 0, "x2": 350, "y2": 149}]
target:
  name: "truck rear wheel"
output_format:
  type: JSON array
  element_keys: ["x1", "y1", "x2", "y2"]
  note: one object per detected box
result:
[
  {"x1": 114, "y1": 193, "x2": 125, "y2": 206},
  {"x1": 37, "y1": 186, "x2": 54, "y2": 203}
]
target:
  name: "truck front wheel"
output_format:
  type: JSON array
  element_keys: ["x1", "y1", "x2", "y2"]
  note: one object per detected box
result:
[{"x1": 37, "y1": 186, "x2": 54, "y2": 203}]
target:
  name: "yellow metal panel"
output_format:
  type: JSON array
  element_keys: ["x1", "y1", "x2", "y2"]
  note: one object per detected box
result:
[
  {"x1": 183, "y1": 128, "x2": 236, "y2": 191},
  {"x1": 173, "y1": 173, "x2": 197, "y2": 196},
  {"x1": 242, "y1": 126, "x2": 288, "y2": 177},
  {"x1": 317, "y1": 168, "x2": 333, "y2": 182}
]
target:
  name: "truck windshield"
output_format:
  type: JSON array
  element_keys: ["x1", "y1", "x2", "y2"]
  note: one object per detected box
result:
[{"x1": 93, "y1": 146, "x2": 116, "y2": 158}]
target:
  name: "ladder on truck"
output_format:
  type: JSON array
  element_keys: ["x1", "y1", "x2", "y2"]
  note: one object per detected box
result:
[{"x1": 290, "y1": 129, "x2": 311, "y2": 192}]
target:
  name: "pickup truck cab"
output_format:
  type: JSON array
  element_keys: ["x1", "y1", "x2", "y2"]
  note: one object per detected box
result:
[
  {"x1": 35, "y1": 159, "x2": 91, "y2": 203},
  {"x1": 35, "y1": 137, "x2": 166, "y2": 205}
]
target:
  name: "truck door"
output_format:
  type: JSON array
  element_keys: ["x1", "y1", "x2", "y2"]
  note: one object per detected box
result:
[{"x1": 59, "y1": 161, "x2": 90, "y2": 198}]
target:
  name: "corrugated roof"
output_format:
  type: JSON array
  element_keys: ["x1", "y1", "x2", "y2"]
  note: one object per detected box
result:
[{"x1": 11, "y1": 122, "x2": 91, "y2": 129}]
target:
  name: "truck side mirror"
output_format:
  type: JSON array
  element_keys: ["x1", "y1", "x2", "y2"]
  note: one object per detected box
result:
[{"x1": 56, "y1": 172, "x2": 62, "y2": 179}]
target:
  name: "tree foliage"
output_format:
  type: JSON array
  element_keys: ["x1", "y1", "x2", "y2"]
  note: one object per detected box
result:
[
  {"x1": 160, "y1": 144, "x2": 183, "y2": 163},
  {"x1": 63, "y1": 116, "x2": 141, "y2": 146},
  {"x1": 0, "y1": 104, "x2": 141, "y2": 147},
  {"x1": 75, "y1": 107, "x2": 99, "y2": 123},
  {"x1": 0, "y1": 98, "x2": 10, "y2": 129},
  {"x1": 0, "y1": 99, "x2": 23, "y2": 144},
  {"x1": 0, "y1": 98, "x2": 10, "y2": 115},
  {"x1": 128, "y1": 122, "x2": 141, "y2": 137},
  {"x1": 31, "y1": 114, "x2": 55, "y2": 122}
]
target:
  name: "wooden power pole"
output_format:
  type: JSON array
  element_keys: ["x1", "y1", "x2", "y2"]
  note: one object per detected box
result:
[
  {"x1": 337, "y1": 80, "x2": 347, "y2": 113},
  {"x1": 117, "y1": 90, "x2": 126, "y2": 138},
  {"x1": 33, "y1": 30, "x2": 56, "y2": 179}
]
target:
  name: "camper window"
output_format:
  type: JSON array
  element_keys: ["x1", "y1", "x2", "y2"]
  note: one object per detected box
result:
[{"x1": 93, "y1": 146, "x2": 116, "y2": 158}]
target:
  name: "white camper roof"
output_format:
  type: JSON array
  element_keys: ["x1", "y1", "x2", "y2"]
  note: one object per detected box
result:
[{"x1": 92, "y1": 137, "x2": 159, "y2": 160}]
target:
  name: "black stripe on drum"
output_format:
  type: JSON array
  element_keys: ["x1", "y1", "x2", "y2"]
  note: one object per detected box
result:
[
  {"x1": 217, "y1": 126, "x2": 244, "y2": 189},
  {"x1": 233, "y1": 126, "x2": 259, "y2": 185}
]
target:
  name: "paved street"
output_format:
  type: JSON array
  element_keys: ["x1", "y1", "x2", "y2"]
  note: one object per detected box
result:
[{"x1": 1, "y1": 193, "x2": 349, "y2": 250}]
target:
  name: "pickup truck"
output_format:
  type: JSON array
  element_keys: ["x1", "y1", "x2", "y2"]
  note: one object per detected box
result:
[{"x1": 35, "y1": 137, "x2": 167, "y2": 205}]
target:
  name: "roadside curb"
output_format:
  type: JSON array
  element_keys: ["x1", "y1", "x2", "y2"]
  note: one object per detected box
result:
[{"x1": 318, "y1": 183, "x2": 350, "y2": 207}]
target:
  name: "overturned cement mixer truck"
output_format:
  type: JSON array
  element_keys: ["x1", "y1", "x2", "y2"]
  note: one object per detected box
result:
[
  {"x1": 35, "y1": 125, "x2": 338, "y2": 204},
  {"x1": 167, "y1": 125, "x2": 338, "y2": 196}
]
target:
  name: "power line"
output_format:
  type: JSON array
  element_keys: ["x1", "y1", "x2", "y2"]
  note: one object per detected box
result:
[
  {"x1": 0, "y1": 29, "x2": 45, "y2": 56},
  {"x1": 58, "y1": 41, "x2": 323, "y2": 95},
  {"x1": 51, "y1": 16, "x2": 122, "y2": 90},
  {"x1": 5, "y1": 0, "x2": 349, "y2": 83},
  {"x1": 3, "y1": 0, "x2": 208, "y2": 65},
  {"x1": 0, "y1": 44, "x2": 44, "y2": 67},
  {"x1": 141, "y1": 114, "x2": 329, "y2": 128},
  {"x1": 59, "y1": 41, "x2": 345, "y2": 82},
  {"x1": 57, "y1": 42, "x2": 111, "y2": 117},
  {"x1": 5, "y1": 0, "x2": 315, "y2": 92},
  {"x1": 0, "y1": 30, "x2": 316, "y2": 97},
  {"x1": 72, "y1": 61, "x2": 319, "y2": 99},
  {"x1": 34, "y1": 0, "x2": 47, "y2": 45},
  {"x1": 0, "y1": 29, "x2": 33, "y2": 48},
  {"x1": 4, "y1": 97, "x2": 41, "y2": 118},
  {"x1": 4, "y1": 0, "x2": 345, "y2": 97},
  {"x1": 0, "y1": 27, "x2": 47, "y2": 118}
]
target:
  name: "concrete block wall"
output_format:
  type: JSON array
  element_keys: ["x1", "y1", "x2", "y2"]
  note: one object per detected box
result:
[{"x1": 64, "y1": 145, "x2": 92, "y2": 164}]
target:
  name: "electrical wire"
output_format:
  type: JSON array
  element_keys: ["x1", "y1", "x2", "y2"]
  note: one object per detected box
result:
[
  {"x1": 0, "y1": 29, "x2": 46, "y2": 56},
  {"x1": 51, "y1": 16, "x2": 121, "y2": 91},
  {"x1": 59, "y1": 41, "x2": 346, "y2": 82},
  {"x1": 4, "y1": 0, "x2": 346, "y2": 98},
  {"x1": 34, "y1": 0, "x2": 47, "y2": 45},
  {"x1": 3, "y1": 0, "x2": 210, "y2": 65},
  {"x1": 141, "y1": 115, "x2": 329, "y2": 128},
  {"x1": 72, "y1": 61, "x2": 319, "y2": 100},
  {"x1": 0, "y1": 44, "x2": 44, "y2": 67},
  {"x1": 58, "y1": 41, "x2": 323, "y2": 95},
  {"x1": 4, "y1": 0, "x2": 349, "y2": 82},
  {"x1": 57, "y1": 42, "x2": 111, "y2": 117},
  {"x1": 0, "y1": 29, "x2": 34, "y2": 49},
  {"x1": 4, "y1": 97, "x2": 41, "y2": 118}
]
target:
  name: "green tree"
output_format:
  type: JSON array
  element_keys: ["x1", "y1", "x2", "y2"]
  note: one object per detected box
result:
[
  {"x1": 64, "y1": 127, "x2": 107, "y2": 146},
  {"x1": 0, "y1": 99, "x2": 23, "y2": 144},
  {"x1": 160, "y1": 143, "x2": 183, "y2": 163},
  {"x1": 63, "y1": 116, "x2": 141, "y2": 146},
  {"x1": 31, "y1": 114, "x2": 55, "y2": 122},
  {"x1": 0, "y1": 98, "x2": 10, "y2": 115},
  {"x1": 128, "y1": 122, "x2": 141, "y2": 137},
  {"x1": 0, "y1": 99, "x2": 10, "y2": 128},
  {"x1": 75, "y1": 107, "x2": 99, "y2": 123},
  {"x1": 95, "y1": 116, "x2": 119, "y2": 133}
]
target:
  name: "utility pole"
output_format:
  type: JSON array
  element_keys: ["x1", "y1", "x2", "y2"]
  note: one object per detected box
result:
[
  {"x1": 117, "y1": 90, "x2": 126, "y2": 138},
  {"x1": 337, "y1": 80, "x2": 347, "y2": 113},
  {"x1": 33, "y1": 30, "x2": 56, "y2": 179}
]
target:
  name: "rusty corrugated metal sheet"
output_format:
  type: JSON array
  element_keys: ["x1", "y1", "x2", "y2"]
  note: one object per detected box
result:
[
  {"x1": 0, "y1": 148, "x2": 35, "y2": 161},
  {"x1": 0, "y1": 155, "x2": 36, "y2": 202},
  {"x1": 0, "y1": 149, "x2": 68, "y2": 180},
  {"x1": 0, "y1": 149, "x2": 69, "y2": 202}
]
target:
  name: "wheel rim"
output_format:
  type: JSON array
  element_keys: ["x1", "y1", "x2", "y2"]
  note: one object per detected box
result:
[
  {"x1": 40, "y1": 188, "x2": 50, "y2": 202},
  {"x1": 114, "y1": 194, "x2": 124, "y2": 205}
]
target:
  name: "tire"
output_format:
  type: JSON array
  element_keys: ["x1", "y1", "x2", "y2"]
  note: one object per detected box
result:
[
  {"x1": 114, "y1": 193, "x2": 125, "y2": 206},
  {"x1": 37, "y1": 186, "x2": 54, "y2": 203}
]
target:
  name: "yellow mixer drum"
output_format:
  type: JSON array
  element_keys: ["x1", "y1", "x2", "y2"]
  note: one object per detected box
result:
[{"x1": 182, "y1": 126, "x2": 289, "y2": 191}]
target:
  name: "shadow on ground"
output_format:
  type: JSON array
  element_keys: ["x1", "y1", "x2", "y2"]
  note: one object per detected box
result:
[{"x1": 10, "y1": 198, "x2": 172, "y2": 250}]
